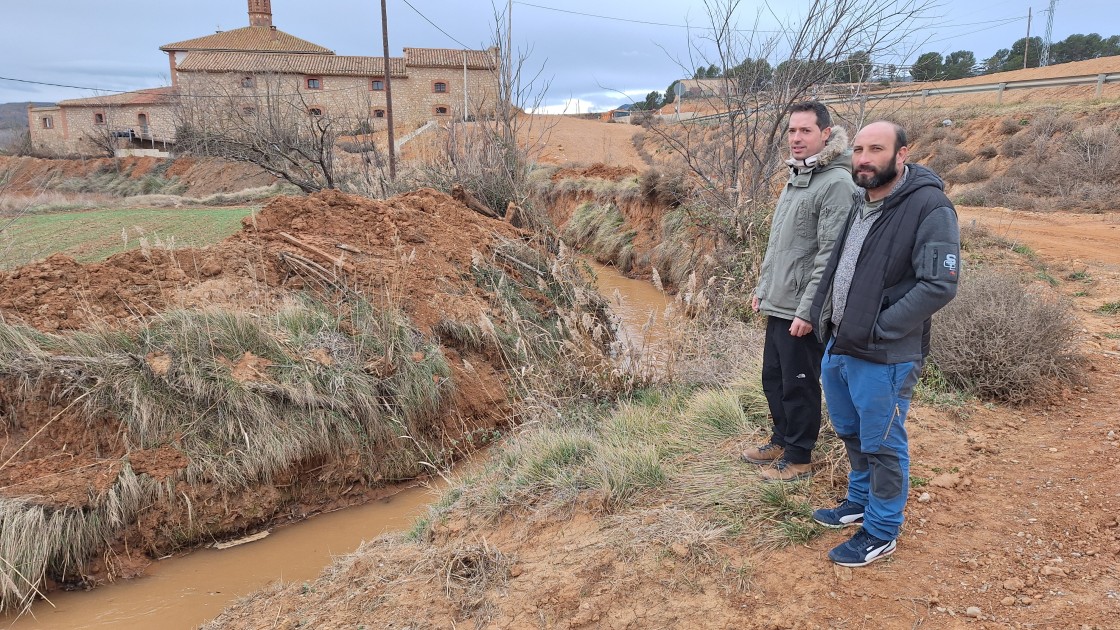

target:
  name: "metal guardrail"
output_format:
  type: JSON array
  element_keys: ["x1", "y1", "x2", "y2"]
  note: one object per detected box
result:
[
  {"x1": 823, "y1": 71, "x2": 1120, "y2": 105},
  {"x1": 676, "y1": 70, "x2": 1120, "y2": 124}
]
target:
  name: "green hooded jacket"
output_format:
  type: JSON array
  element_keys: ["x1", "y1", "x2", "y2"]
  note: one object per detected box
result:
[{"x1": 755, "y1": 127, "x2": 856, "y2": 322}]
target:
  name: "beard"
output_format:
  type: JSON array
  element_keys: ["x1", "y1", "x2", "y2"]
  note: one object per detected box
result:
[{"x1": 853, "y1": 154, "x2": 899, "y2": 189}]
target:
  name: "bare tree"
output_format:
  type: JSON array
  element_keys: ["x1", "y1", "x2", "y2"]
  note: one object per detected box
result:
[
  {"x1": 414, "y1": 4, "x2": 553, "y2": 218},
  {"x1": 654, "y1": 0, "x2": 934, "y2": 223},
  {"x1": 81, "y1": 100, "x2": 126, "y2": 158},
  {"x1": 175, "y1": 74, "x2": 378, "y2": 193}
]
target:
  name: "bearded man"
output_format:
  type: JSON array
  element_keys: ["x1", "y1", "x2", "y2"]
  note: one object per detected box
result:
[{"x1": 809, "y1": 121, "x2": 960, "y2": 567}]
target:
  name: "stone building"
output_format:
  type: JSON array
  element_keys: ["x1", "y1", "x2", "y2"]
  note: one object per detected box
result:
[
  {"x1": 28, "y1": 88, "x2": 177, "y2": 156},
  {"x1": 29, "y1": 0, "x2": 499, "y2": 156}
]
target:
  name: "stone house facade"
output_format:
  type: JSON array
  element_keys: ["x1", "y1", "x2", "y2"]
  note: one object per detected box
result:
[
  {"x1": 29, "y1": 0, "x2": 499, "y2": 156},
  {"x1": 28, "y1": 88, "x2": 177, "y2": 156}
]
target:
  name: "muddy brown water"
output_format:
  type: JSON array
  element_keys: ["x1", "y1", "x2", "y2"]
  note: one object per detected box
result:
[
  {"x1": 3, "y1": 261, "x2": 670, "y2": 630},
  {"x1": 584, "y1": 260, "x2": 676, "y2": 374},
  {"x1": 4, "y1": 484, "x2": 440, "y2": 629}
]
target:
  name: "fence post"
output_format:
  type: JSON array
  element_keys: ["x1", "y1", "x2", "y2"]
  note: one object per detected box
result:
[
  {"x1": 996, "y1": 83, "x2": 1007, "y2": 105},
  {"x1": 1096, "y1": 74, "x2": 1107, "y2": 98}
]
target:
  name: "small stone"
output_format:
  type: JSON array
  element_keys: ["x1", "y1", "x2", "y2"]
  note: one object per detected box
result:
[
  {"x1": 1003, "y1": 577, "x2": 1026, "y2": 591},
  {"x1": 1108, "y1": 430, "x2": 1116, "y2": 440},
  {"x1": 965, "y1": 606, "x2": 982, "y2": 617},
  {"x1": 1001, "y1": 596, "x2": 1016, "y2": 606},
  {"x1": 669, "y1": 543, "x2": 690, "y2": 558},
  {"x1": 918, "y1": 492, "x2": 932, "y2": 503},
  {"x1": 1048, "y1": 447, "x2": 1059, "y2": 452},
  {"x1": 509, "y1": 564, "x2": 523, "y2": 577},
  {"x1": 1041, "y1": 565, "x2": 1067, "y2": 576}
]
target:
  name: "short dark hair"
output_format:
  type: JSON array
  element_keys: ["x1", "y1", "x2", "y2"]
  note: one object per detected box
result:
[
  {"x1": 788, "y1": 101, "x2": 831, "y2": 130},
  {"x1": 892, "y1": 124, "x2": 908, "y2": 152}
]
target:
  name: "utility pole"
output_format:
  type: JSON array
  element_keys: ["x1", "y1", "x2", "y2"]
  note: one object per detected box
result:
[
  {"x1": 1023, "y1": 8, "x2": 1032, "y2": 69},
  {"x1": 381, "y1": 0, "x2": 397, "y2": 179}
]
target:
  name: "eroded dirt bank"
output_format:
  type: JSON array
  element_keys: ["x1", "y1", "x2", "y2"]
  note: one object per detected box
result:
[{"x1": 0, "y1": 188, "x2": 603, "y2": 613}]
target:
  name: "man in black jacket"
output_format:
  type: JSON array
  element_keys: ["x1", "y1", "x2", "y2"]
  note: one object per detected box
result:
[{"x1": 808, "y1": 121, "x2": 960, "y2": 567}]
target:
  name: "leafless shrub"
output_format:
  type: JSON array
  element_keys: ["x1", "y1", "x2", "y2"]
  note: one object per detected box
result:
[
  {"x1": 977, "y1": 145, "x2": 998, "y2": 159},
  {"x1": 926, "y1": 145, "x2": 972, "y2": 175},
  {"x1": 1000, "y1": 133, "x2": 1030, "y2": 157},
  {"x1": 930, "y1": 268, "x2": 1084, "y2": 405},
  {"x1": 946, "y1": 161, "x2": 990, "y2": 185},
  {"x1": 998, "y1": 118, "x2": 1022, "y2": 135}
]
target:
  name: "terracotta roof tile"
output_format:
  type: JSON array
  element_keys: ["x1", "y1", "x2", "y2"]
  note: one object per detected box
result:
[
  {"x1": 58, "y1": 86, "x2": 177, "y2": 107},
  {"x1": 160, "y1": 26, "x2": 333, "y2": 54},
  {"x1": 403, "y1": 48, "x2": 498, "y2": 70},
  {"x1": 176, "y1": 52, "x2": 407, "y2": 77}
]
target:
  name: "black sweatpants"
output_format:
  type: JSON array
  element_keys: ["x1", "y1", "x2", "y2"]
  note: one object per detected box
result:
[{"x1": 761, "y1": 315, "x2": 825, "y2": 464}]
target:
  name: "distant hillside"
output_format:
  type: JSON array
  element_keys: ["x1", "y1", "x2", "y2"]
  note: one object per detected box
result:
[{"x1": 0, "y1": 102, "x2": 51, "y2": 131}]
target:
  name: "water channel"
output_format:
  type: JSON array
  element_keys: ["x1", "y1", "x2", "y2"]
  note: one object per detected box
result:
[{"x1": 3, "y1": 261, "x2": 672, "y2": 630}]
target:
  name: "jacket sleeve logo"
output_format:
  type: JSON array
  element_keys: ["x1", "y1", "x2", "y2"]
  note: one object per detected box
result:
[{"x1": 943, "y1": 253, "x2": 958, "y2": 276}]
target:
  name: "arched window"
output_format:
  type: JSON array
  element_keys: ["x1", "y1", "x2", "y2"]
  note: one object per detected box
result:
[
  {"x1": 306, "y1": 77, "x2": 322, "y2": 90},
  {"x1": 94, "y1": 112, "x2": 105, "y2": 124},
  {"x1": 308, "y1": 107, "x2": 323, "y2": 117},
  {"x1": 241, "y1": 76, "x2": 254, "y2": 88},
  {"x1": 371, "y1": 79, "x2": 384, "y2": 91},
  {"x1": 433, "y1": 81, "x2": 448, "y2": 93},
  {"x1": 374, "y1": 109, "x2": 386, "y2": 118}
]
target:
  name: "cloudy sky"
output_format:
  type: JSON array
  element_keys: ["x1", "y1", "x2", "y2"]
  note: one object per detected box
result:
[{"x1": 0, "y1": 0, "x2": 1111, "y2": 112}]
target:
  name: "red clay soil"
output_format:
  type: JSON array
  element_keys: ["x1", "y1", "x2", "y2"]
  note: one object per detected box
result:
[
  {"x1": 0, "y1": 188, "x2": 523, "y2": 333},
  {"x1": 551, "y1": 164, "x2": 640, "y2": 182},
  {"x1": 0, "y1": 188, "x2": 532, "y2": 596}
]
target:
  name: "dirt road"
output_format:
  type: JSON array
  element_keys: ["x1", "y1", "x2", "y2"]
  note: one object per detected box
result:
[
  {"x1": 521, "y1": 115, "x2": 646, "y2": 169},
  {"x1": 960, "y1": 206, "x2": 1120, "y2": 269}
]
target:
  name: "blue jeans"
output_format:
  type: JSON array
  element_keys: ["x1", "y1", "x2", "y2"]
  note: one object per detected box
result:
[{"x1": 821, "y1": 341, "x2": 921, "y2": 540}]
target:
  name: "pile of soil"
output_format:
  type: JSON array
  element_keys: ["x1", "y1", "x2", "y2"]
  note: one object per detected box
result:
[
  {"x1": 551, "y1": 164, "x2": 640, "y2": 181},
  {"x1": 0, "y1": 187, "x2": 538, "y2": 601},
  {"x1": 0, "y1": 188, "x2": 522, "y2": 333}
]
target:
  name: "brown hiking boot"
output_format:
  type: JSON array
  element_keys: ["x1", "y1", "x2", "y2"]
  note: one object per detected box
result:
[
  {"x1": 759, "y1": 459, "x2": 814, "y2": 482},
  {"x1": 740, "y1": 443, "x2": 784, "y2": 465}
]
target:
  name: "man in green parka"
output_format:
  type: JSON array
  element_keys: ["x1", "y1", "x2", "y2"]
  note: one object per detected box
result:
[{"x1": 743, "y1": 101, "x2": 857, "y2": 482}]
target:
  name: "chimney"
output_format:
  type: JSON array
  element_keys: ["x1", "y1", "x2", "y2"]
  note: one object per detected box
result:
[{"x1": 248, "y1": 0, "x2": 272, "y2": 27}]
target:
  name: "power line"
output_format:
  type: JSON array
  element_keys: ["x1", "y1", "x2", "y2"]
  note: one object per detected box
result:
[
  {"x1": 0, "y1": 75, "x2": 133, "y2": 94},
  {"x1": 512, "y1": 1, "x2": 783, "y2": 33},
  {"x1": 924, "y1": 16, "x2": 1026, "y2": 45},
  {"x1": 514, "y1": 2, "x2": 1026, "y2": 37},
  {"x1": 399, "y1": 0, "x2": 473, "y2": 49}
]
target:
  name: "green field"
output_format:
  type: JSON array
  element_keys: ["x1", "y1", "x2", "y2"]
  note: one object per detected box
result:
[{"x1": 0, "y1": 206, "x2": 255, "y2": 269}]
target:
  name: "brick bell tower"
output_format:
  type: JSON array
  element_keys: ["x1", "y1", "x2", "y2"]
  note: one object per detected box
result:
[{"x1": 248, "y1": 0, "x2": 273, "y2": 27}]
